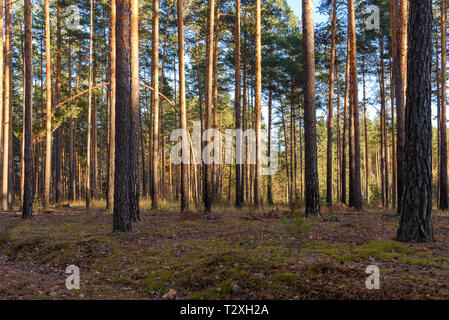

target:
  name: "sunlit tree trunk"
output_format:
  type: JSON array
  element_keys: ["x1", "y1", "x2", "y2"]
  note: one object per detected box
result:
[
  {"x1": 86, "y1": 0, "x2": 94, "y2": 209},
  {"x1": 107, "y1": 0, "x2": 116, "y2": 212},
  {"x1": 53, "y1": 2, "x2": 63, "y2": 204},
  {"x1": 234, "y1": 0, "x2": 243, "y2": 208},
  {"x1": 113, "y1": 0, "x2": 132, "y2": 232},
  {"x1": 129, "y1": 0, "x2": 140, "y2": 221},
  {"x1": 23, "y1": 0, "x2": 34, "y2": 219},
  {"x1": 362, "y1": 56, "x2": 369, "y2": 203},
  {"x1": 348, "y1": 0, "x2": 362, "y2": 210},
  {"x1": 395, "y1": 0, "x2": 408, "y2": 215},
  {"x1": 302, "y1": 0, "x2": 320, "y2": 217},
  {"x1": 326, "y1": 0, "x2": 337, "y2": 207},
  {"x1": 203, "y1": 0, "x2": 215, "y2": 213},
  {"x1": 178, "y1": 0, "x2": 189, "y2": 212},
  {"x1": 341, "y1": 46, "x2": 349, "y2": 205},
  {"x1": 254, "y1": 0, "x2": 262, "y2": 207},
  {"x1": 152, "y1": 0, "x2": 160, "y2": 210},
  {"x1": 438, "y1": 0, "x2": 448, "y2": 210},
  {"x1": 1, "y1": 0, "x2": 6, "y2": 211}
]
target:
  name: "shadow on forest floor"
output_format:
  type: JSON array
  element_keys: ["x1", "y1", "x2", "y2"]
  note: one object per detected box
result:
[{"x1": 0, "y1": 202, "x2": 449, "y2": 300}]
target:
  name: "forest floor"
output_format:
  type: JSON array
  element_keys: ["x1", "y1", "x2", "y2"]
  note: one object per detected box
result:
[{"x1": 0, "y1": 201, "x2": 449, "y2": 300}]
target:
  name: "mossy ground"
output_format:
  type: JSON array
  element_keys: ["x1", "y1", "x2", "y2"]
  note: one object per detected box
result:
[{"x1": 1, "y1": 202, "x2": 448, "y2": 299}]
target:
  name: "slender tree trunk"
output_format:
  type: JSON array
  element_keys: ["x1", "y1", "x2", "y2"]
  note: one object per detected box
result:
[
  {"x1": 341, "y1": 47, "x2": 350, "y2": 205},
  {"x1": 397, "y1": 0, "x2": 433, "y2": 243},
  {"x1": 281, "y1": 103, "x2": 291, "y2": 204},
  {"x1": 203, "y1": 0, "x2": 215, "y2": 214},
  {"x1": 438, "y1": 0, "x2": 448, "y2": 210},
  {"x1": 390, "y1": 57, "x2": 396, "y2": 208},
  {"x1": 86, "y1": 0, "x2": 94, "y2": 208},
  {"x1": 152, "y1": 0, "x2": 160, "y2": 210},
  {"x1": 0, "y1": 0, "x2": 3, "y2": 210},
  {"x1": 23, "y1": 0, "x2": 34, "y2": 219},
  {"x1": 362, "y1": 56, "x2": 369, "y2": 203},
  {"x1": 68, "y1": 39, "x2": 75, "y2": 202},
  {"x1": 267, "y1": 77, "x2": 273, "y2": 205},
  {"x1": 0, "y1": 0, "x2": 6, "y2": 210},
  {"x1": 129, "y1": 0, "x2": 140, "y2": 221},
  {"x1": 254, "y1": 0, "x2": 262, "y2": 207},
  {"x1": 348, "y1": 0, "x2": 362, "y2": 210},
  {"x1": 113, "y1": 0, "x2": 132, "y2": 232},
  {"x1": 336, "y1": 71, "x2": 341, "y2": 201},
  {"x1": 302, "y1": 0, "x2": 320, "y2": 217},
  {"x1": 379, "y1": 36, "x2": 389, "y2": 207},
  {"x1": 107, "y1": 0, "x2": 116, "y2": 212},
  {"x1": 396, "y1": 0, "x2": 407, "y2": 215},
  {"x1": 234, "y1": 0, "x2": 243, "y2": 208},
  {"x1": 178, "y1": 0, "x2": 189, "y2": 212},
  {"x1": 53, "y1": 2, "x2": 63, "y2": 204},
  {"x1": 326, "y1": 0, "x2": 337, "y2": 207},
  {"x1": 212, "y1": 3, "x2": 221, "y2": 203}
]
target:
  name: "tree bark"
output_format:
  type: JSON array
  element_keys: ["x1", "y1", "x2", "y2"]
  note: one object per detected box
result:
[
  {"x1": 395, "y1": 0, "x2": 408, "y2": 215},
  {"x1": 254, "y1": 0, "x2": 262, "y2": 207},
  {"x1": 348, "y1": 0, "x2": 362, "y2": 210},
  {"x1": 341, "y1": 46, "x2": 350, "y2": 205},
  {"x1": 23, "y1": 0, "x2": 34, "y2": 219},
  {"x1": 178, "y1": 0, "x2": 189, "y2": 213},
  {"x1": 0, "y1": 0, "x2": 6, "y2": 211},
  {"x1": 302, "y1": 0, "x2": 320, "y2": 217},
  {"x1": 129, "y1": 0, "x2": 141, "y2": 221},
  {"x1": 234, "y1": 0, "x2": 243, "y2": 208},
  {"x1": 152, "y1": 0, "x2": 160, "y2": 210},
  {"x1": 326, "y1": 0, "x2": 337, "y2": 207},
  {"x1": 107, "y1": 0, "x2": 116, "y2": 212},
  {"x1": 86, "y1": 0, "x2": 94, "y2": 209},
  {"x1": 54, "y1": 1, "x2": 63, "y2": 204},
  {"x1": 203, "y1": 0, "x2": 215, "y2": 214},
  {"x1": 113, "y1": 0, "x2": 132, "y2": 232},
  {"x1": 438, "y1": 0, "x2": 448, "y2": 210},
  {"x1": 396, "y1": 0, "x2": 433, "y2": 243}
]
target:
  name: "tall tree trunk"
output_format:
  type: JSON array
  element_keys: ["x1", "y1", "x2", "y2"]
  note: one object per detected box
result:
[
  {"x1": 438, "y1": 0, "x2": 448, "y2": 210},
  {"x1": 362, "y1": 56, "x2": 369, "y2": 203},
  {"x1": 254, "y1": 0, "x2": 262, "y2": 207},
  {"x1": 389, "y1": 57, "x2": 396, "y2": 208},
  {"x1": 53, "y1": 2, "x2": 63, "y2": 204},
  {"x1": 267, "y1": 77, "x2": 273, "y2": 205},
  {"x1": 341, "y1": 47, "x2": 350, "y2": 205},
  {"x1": 178, "y1": 0, "x2": 189, "y2": 212},
  {"x1": 395, "y1": 0, "x2": 408, "y2": 215},
  {"x1": 281, "y1": 103, "x2": 291, "y2": 203},
  {"x1": 326, "y1": 0, "x2": 337, "y2": 207},
  {"x1": 129, "y1": 0, "x2": 140, "y2": 221},
  {"x1": 107, "y1": 0, "x2": 116, "y2": 212},
  {"x1": 5, "y1": 0, "x2": 13, "y2": 209},
  {"x1": 152, "y1": 0, "x2": 160, "y2": 210},
  {"x1": 234, "y1": 0, "x2": 243, "y2": 208},
  {"x1": 203, "y1": 0, "x2": 215, "y2": 214},
  {"x1": 336, "y1": 71, "x2": 341, "y2": 201},
  {"x1": 212, "y1": 3, "x2": 221, "y2": 203},
  {"x1": 0, "y1": 0, "x2": 6, "y2": 211},
  {"x1": 348, "y1": 0, "x2": 362, "y2": 210},
  {"x1": 86, "y1": 0, "x2": 94, "y2": 208},
  {"x1": 68, "y1": 39, "x2": 75, "y2": 202},
  {"x1": 397, "y1": 0, "x2": 433, "y2": 243},
  {"x1": 113, "y1": 0, "x2": 132, "y2": 232},
  {"x1": 23, "y1": 0, "x2": 34, "y2": 219},
  {"x1": 0, "y1": 0, "x2": 3, "y2": 210},
  {"x1": 379, "y1": 36, "x2": 389, "y2": 207},
  {"x1": 302, "y1": 0, "x2": 320, "y2": 217}
]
